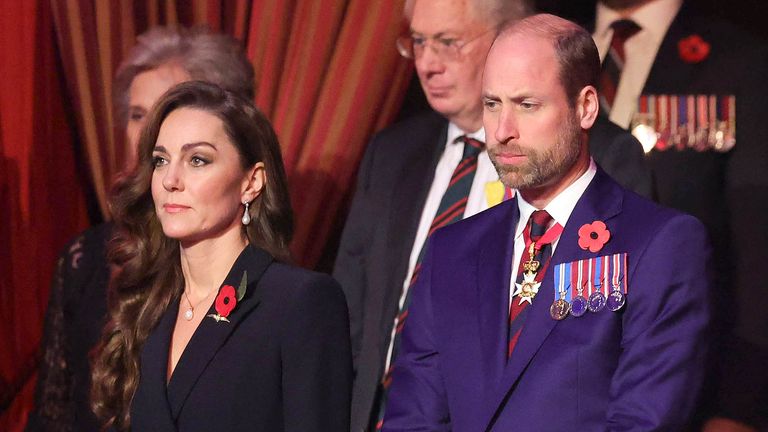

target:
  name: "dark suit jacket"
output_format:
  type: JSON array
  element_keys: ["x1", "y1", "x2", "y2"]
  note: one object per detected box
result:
[
  {"x1": 585, "y1": 2, "x2": 768, "y2": 424},
  {"x1": 130, "y1": 246, "x2": 352, "y2": 432},
  {"x1": 333, "y1": 109, "x2": 650, "y2": 431},
  {"x1": 383, "y1": 167, "x2": 712, "y2": 431}
]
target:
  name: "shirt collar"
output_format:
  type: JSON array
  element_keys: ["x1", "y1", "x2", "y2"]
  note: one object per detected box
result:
[
  {"x1": 595, "y1": 0, "x2": 683, "y2": 46},
  {"x1": 447, "y1": 122, "x2": 486, "y2": 148},
  {"x1": 515, "y1": 158, "x2": 598, "y2": 239}
]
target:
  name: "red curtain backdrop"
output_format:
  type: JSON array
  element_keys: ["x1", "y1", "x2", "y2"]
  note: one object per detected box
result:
[
  {"x1": 0, "y1": 1, "x2": 92, "y2": 430},
  {"x1": 1, "y1": 0, "x2": 411, "y2": 430}
]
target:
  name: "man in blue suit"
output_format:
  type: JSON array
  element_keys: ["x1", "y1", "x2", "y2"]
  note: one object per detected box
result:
[{"x1": 383, "y1": 14, "x2": 712, "y2": 431}]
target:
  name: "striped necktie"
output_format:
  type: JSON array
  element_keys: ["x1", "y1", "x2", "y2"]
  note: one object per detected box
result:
[
  {"x1": 373, "y1": 135, "x2": 484, "y2": 430},
  {"x1": 598, "y1": 19, "x2": 641, "y2": 114},
  {"x1": 508, "y1": 210, "x2": 561, "y2": 358}
]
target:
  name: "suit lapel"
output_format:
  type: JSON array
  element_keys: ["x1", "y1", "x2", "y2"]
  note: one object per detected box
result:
[
  {"x1": 166, "y1": 246, "x2": 273, "y2": 420},
  {"x1": 643, "y1": 4, "x2": 697, "y2": 93},
  {"x1": 379, "y1": 115, "x2": 448, "y2": 341},
  {"x1": 137, "y1": 292, "x2": 178, "y2": 430},
  {"x1": 483, "y1": 168, "x2": 624, "y2": 429},
  {"x1": 477, "y1": 199, "x2": 519, "y2": 396}
]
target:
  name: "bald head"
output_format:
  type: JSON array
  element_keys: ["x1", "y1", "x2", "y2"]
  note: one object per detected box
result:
[
  {"x1": 482, "y1": 14, "x2": 600, "y2": 204},
  {"x1": 495, "y1": 14, "x2": 600, "y2": 105}
]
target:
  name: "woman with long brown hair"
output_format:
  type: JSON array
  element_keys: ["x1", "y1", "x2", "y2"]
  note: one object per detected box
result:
[
  {"x1": 28, "y1": 27, "x2": 258, "y2": 432},
  {"x1": 90, "y1": 81, "x2": 351, "y2": 431}
]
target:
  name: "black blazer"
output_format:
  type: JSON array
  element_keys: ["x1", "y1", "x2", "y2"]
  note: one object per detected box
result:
[
  {"x1": 130, "y1": 246, "x2": 352, "y2": 432},
  {"x1": 333, "y1": 109, "x2": 650, "y2": 431}
]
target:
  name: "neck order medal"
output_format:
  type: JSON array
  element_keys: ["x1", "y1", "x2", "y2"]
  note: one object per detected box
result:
[{"x1": 513, "y1": 243, "x2": 542, "y2": 305}]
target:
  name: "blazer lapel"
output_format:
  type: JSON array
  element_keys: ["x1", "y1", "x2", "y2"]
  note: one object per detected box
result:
[
  {"x1": 643, "y1": 4, "x2": 697, "y2": 93},
  {"x1": 477, "y1": 199, "x2": 519, "y2": 396},
  {"x1": 483, "y1": 168, "x2": 624, "y2": 429},
  {"x1": 166, "y1": 246, "x2": 273, "y2": 420},
  {"x1": 136, "y1": 292, "x2": 178, "y2": 430}
]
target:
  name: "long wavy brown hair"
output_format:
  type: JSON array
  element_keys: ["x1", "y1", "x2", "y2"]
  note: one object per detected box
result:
[{"x1": 90, "y1": 81, "x2": 293, "y2": 430}]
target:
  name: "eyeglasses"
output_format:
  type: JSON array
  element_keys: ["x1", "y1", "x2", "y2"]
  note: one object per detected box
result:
[{"x1": 396, "y1": 29, "x2": 493, "y2": 61}]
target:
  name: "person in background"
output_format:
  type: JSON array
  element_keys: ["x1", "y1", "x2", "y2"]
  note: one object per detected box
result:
[
  {"x1": 90, "y1": 80, "x2": 351, "y2": 432},
  {"x1": 589, "y1": 0, "x2": 768, "y2": 429},
  {"x1": 383, "y1": 14, "x2": 711, "y2": 430},
  {"x1": 333, "y1": 0, "x2": 650, "y2": 430},
  {"x1": 26, "y1": 26, "x2": 255, "y2": 432}
]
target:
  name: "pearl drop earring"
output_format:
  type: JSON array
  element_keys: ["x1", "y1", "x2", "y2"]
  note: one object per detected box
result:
[{"x1": 242, "y1": 201, "x2": 251, "y2": 225}]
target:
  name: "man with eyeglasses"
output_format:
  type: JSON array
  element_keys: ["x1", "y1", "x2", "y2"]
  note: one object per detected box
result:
[{"x1": 333, "y1": 1, "x2": 650, "y2": 431}]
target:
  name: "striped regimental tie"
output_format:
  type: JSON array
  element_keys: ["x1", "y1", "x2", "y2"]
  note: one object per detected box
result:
[
  {"x1": 372, "y1": 135, "x2": 484, "y2": 431},
  {"x1": 508, "y1": 210, "x2": 561, "y2": 358},
  {"x1": 598, "y1": 19, "x2": 641, "y2": 114}
]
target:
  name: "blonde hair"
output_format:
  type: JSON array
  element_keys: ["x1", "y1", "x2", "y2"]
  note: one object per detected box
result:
[{"x1": 113, "y1": 26, "x2": 254, "y2": 128}]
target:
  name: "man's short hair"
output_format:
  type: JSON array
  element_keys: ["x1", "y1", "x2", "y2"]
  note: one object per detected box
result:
[
  {"x1": 498, "y1": 14, "x2": 601, "y2": 105},
  {"x1": 404, "y1": 0, "x2": 533, "y2": 33},
  {"x1": 113, "y1": 26, "x2": 255, "y2": 128}
]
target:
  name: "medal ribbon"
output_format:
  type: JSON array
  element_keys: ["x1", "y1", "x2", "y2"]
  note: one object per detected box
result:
[
  {"x1": 522, "y1": 222, "x2": 564, "y2": 257},
  {"x1": 593, "y1": 255, "x2": 602, "y2": 296},
  {"x1": 570, "y1": 260, "x2": 580, "y2": 297},
  {"x1": 554, "y1": 262, "x2": 570, "y2": 301},
  {"x1": 584, "y1": 258, "x2": 593, "y2": 297},
  {"x1": 576, "y1": 259, "x2": 584, "y2": 297}
]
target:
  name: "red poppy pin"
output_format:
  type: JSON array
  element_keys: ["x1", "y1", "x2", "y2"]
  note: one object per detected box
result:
[
  {"x1": 578, "y1": 221, "x2": 611, "y2": 253},
  {"x1": 208, "y1": 271, "x2": 248, "y2": 323},
  {"x1": 678, "y1": 34, "x2": 710, "y2": 64}
]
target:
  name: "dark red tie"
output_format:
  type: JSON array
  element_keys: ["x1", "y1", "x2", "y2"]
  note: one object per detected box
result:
[
  {"x1": 508, "y1": 210, "x2": 559, "y2": 358},
  {"x1": 374, "y1": 135, "x2": 484, "y2": 430},
  {"x1": 598, "y1": 19, "x2": 641, "y2": 113}
]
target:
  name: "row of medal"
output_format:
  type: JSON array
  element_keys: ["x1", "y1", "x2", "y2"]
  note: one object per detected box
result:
[
  {"x1": 630, "y1": 94, "x2": 736, "y2": 154},
  {"x1": 549, "y1": 253, "x2": 629, "y2": 321}
]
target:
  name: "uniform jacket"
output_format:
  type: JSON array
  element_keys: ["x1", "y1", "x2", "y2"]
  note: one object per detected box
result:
[{"x1": 590, "y1": 2, "x2": 768, "y2": 424}]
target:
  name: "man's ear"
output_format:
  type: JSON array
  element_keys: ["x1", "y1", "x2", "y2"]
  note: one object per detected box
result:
[
  {"x1": 577, "y1": 85, "x2": 599, "y2": 130},
  {"x1": 241, "y1": 162, "x2": 266, "y2": 203}
]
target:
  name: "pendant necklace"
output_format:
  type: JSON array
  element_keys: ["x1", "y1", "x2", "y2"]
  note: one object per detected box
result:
[{"x1": 182, "y1": 287, "x2": 218, "y2": 321}]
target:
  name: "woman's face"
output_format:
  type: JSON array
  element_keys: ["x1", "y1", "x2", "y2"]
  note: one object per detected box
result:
[
  {"x1": 150, "y1": 107, "x2": 262, "y2": 246},
  {"x1": 125, "y1": 64, "x2": 190, "y2": 167}
]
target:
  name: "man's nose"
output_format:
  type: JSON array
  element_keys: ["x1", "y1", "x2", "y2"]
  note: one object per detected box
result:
[{"x1": 494, "y1": 109, "x2": 520, "y2": 144}]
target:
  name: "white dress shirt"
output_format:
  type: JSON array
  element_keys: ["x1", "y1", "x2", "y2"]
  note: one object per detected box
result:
[
  {"x1": 593, "y1": 0, "x2": 683, "y2": 128},
  {"x1": 384, "y1": 122, "x2": 498, "y2": 371},
  {"x1": 509, "y1": 159, "x2": 597, "y2": 309}
]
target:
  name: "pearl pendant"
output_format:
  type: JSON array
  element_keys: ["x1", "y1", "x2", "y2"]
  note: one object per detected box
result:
[{"x1": 183, "y1": 308, "x2": 194, "y2": 321}]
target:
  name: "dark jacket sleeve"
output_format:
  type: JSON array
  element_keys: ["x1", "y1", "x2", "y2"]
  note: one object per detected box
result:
[
  {"x1": 281, "y1": 273, "x2": 352, "y2": 432},
  {"x1": 332, "y1": 137, "x2": 377, "y2": 371}
]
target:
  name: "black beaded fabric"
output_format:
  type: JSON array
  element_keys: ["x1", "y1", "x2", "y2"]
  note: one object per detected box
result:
[{"x1": 26, "y1": 223, "x2": 112, "y2": 432}]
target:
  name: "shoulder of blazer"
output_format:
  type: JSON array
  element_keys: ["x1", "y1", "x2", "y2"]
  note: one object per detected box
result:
[
  {"x1": 367, "y1": 110, "x2": 448, "y2": 160},
  {"x1": 259, "y1": 263, "x2": 346, "y2": 307}
]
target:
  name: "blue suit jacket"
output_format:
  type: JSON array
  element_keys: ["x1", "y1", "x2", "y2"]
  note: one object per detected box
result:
[{"x1": 382, "y1": 167, "x2": 712, "y2": 431}]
